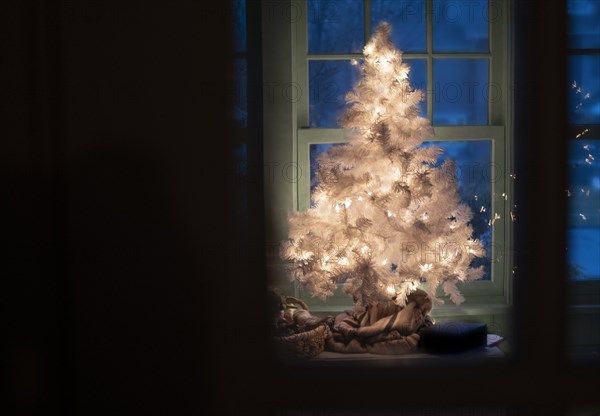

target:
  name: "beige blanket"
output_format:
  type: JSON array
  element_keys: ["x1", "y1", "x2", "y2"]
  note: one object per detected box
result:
[{"x1": 326, "y1": 289, "x2": 434, "y2": 355}]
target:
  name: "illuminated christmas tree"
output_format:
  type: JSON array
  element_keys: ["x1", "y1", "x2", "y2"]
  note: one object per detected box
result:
[{"x1": 281, "y1": 23, "x2": 486, "y2": 307}]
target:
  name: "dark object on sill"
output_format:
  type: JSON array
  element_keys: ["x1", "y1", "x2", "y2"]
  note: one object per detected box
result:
[{"x1": 419, "y1": 321, "x2": 487, "y2": 354}]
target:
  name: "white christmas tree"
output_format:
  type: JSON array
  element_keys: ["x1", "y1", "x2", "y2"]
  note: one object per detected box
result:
[{"x1": 281, "y1": 23, "x2": 486, "y2": 307}]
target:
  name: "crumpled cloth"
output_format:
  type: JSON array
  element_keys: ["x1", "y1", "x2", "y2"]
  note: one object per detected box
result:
[{"x1": 326, "y1": 289, "x2": 434, "y2": 355}]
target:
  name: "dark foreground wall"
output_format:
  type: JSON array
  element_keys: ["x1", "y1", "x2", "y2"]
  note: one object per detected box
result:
[{"x1": 4, "y1": 1, "x2": 238, "y2": 414}]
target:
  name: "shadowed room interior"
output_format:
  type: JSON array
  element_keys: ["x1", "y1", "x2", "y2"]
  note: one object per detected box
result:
[{"x1": 4, "y1": 1, "x2": 600, "y2": 415}]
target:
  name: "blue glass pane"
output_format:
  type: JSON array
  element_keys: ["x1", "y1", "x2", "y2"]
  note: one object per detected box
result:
[
  {"x1": 433, "y1": 59, "x2": 489, "y2": 125},
  {"x1": 309, "y1": 60, "x2": 361, "y2": 127},
  {"x1": 569, "y1": 55, "x2": 600, "y2": 124},
  {"x1": 432, "y1": 0, "x2": 489, "y2": 53},
  {"x1": 405, "y1": 58, "x2": 427, "y2": 117},
  {"x1": 308, "y1": 0, "x2": 365, "y2": 54},
  {"x1": 567, "y1": 139, "x2": 600, "y2": 280},
  {"x1": 233, "y1": 59, "x2": 247, "y2": 127},
  {"x1": 568, "y1": 0, "x2": 600, "y2": 49},
  {"x1": 232, "y1": 0, "x2": 246, "y2": 53},
  {"x1": 370, "y1": 0, "x2": 426, "y2": 53},
  {"x1": 422, "y1": 140, "x2": 493, "y2": 280}
]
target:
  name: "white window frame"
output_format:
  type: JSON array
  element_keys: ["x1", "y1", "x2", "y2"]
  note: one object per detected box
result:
[{"x1": 264, "y1": 0, "x2": 514, "y2": 318}]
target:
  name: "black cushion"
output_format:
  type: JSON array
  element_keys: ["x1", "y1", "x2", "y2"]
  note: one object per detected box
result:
[{"x1": 419, "y1": 321, "x2": 487, "y2": 354}]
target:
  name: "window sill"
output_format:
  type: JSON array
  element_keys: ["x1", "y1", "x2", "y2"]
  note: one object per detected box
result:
[{"x1": 303, "y1": 347, "x2": 505, "y2": 368}]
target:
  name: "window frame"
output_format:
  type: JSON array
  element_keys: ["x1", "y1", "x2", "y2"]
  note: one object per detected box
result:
[
  {"x1": 293, "y1": 0, "x2": 513, "y2": 309},
  {"x1": 262, "y1": 0, "x2": 514, "y2": 314}
]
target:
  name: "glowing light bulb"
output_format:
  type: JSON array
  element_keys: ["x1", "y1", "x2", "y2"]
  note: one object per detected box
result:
[
  {"x1": 361, "y1": 245, "x2": 369, "y2": 254},
  {"x1": 380, "y1": 59, "x2": 391, "y2": 72},
  {"x1": 420, "y1": 263, "x2": 433, "y2": 273},
  {"x1": 386, "y1": 285, "x2": 396, "y2": 295},
  {"x1": 422, "y1": 213, "x2": 429, "y2": 222},
  {"x1": 364, "y1": 44, "x2": 374, "y2": 55},
  {"x1": 335, "y1": 205, "x2": 340, "y2": 213},
  {"x1": 382, "y1": 258, "x2": 388, "y2": 266},
  {"x1": 339, "y1": 257, "x2": 349, "y2": 265},
  {"x1": 344, "y1": 198, "x2": 352, "y2": 208}
]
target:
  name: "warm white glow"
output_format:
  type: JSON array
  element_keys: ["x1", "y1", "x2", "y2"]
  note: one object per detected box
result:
[
  {"x1": 380, "y1": 59, "x2": 392, "y2": 72},
  {"x1": 281, "y1": 23, "x2": 486, "y2": 307}
]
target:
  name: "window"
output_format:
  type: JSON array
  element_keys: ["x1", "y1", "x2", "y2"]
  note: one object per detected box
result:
[
  {"x1": 566, "y1": 0, "x2": 600, "y2": 358},
  {"x1": 292, "y1": 0, "x2": 512, "y2": 312},
  {"x1": 566, "y1": 0, "x2": 600, "y2": 283}
]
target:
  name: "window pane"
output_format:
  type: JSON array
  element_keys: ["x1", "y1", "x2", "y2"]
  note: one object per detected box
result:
[
  {"x1": 309, "y1": 60, "x2": 361, "y2": 127},
  {"x1": 232, "y1": 0, "x2": 246, "y2": 53},
  {"x1": 310, "y1": 140, "x2": 493, "y2": 281},
  {"x1": 308, "y1": 0, "x2": 365, "y2": 54},
  {"x1": 432, "y1": 0, "x2": 489, "y2": 53},
  {"x1": 405, "y1": 58, "x2": 427, "y2": 117},
  {"x1": 233, "y1": 59, "x2": 247, "y2": 127},
  {"x1": 568, "y1": 0, "x2": 600, "y2": 49},
  {"x1": 370, "y1": 0, "x2": 426, "y2": 53},
  {"x1": 567, "y1": 139, "x2": 600, "y2": 280},
  {"x1": 433, "y1": 59, "x2": 489, "y2": 125},
  {"x1": 569, "y1": 55, "x2": 600, "y2": 124},
  {"x1": 422, "y1": 140, "x2": 493, "y2": 281}
]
